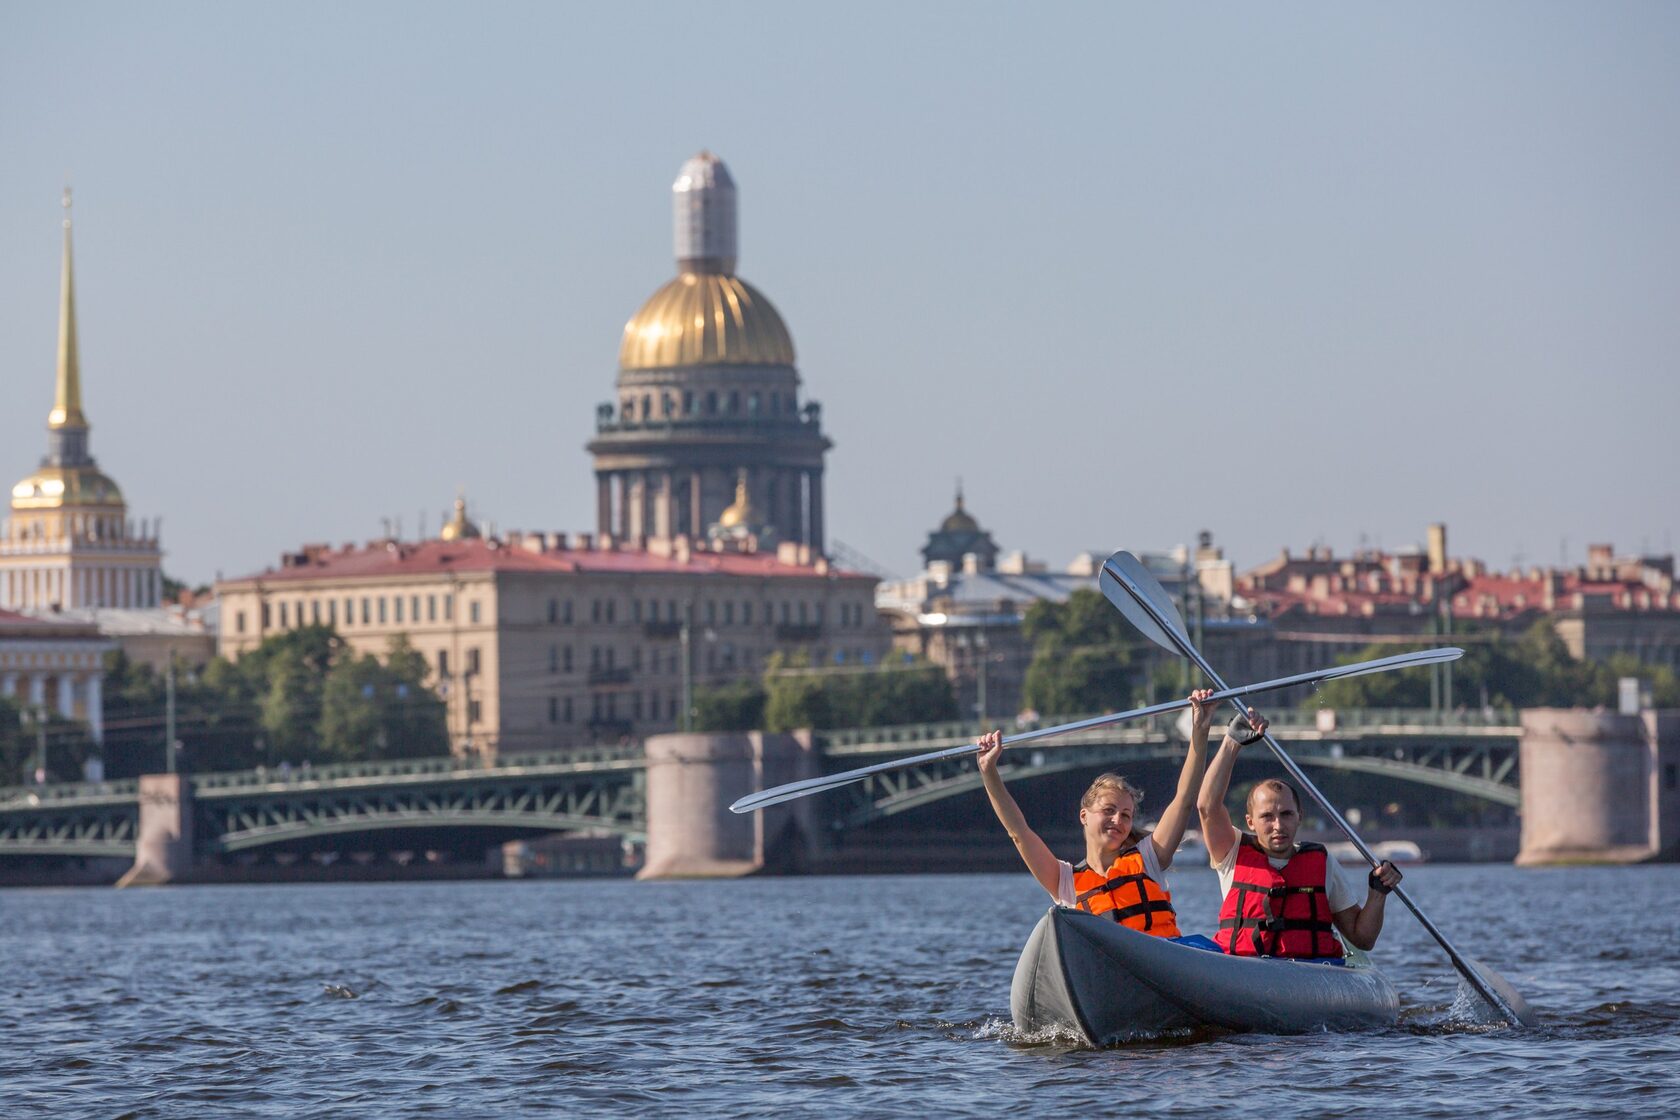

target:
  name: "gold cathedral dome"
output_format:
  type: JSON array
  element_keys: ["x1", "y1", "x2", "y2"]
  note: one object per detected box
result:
[
  {"x1": 11, "y1": 465, "x2": 124, "y2": 510},
  {"x1": 618, "y1": 272, "x2": 795, "y2": 371}
]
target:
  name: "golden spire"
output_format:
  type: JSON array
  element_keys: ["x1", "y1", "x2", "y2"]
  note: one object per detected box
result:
[
  {"x1": 49, "y1": 186, "x2": 87, "y2": 431},
  {"x1": 440, "y1": 492, "x2": 481, "y2": 541}
]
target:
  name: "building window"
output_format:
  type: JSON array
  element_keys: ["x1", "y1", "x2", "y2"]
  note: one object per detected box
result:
[
  {"x1": 548, "y1": 697, "x2": 559, "y2": 724},
  {"x1": 438, "y1": 650, "x2": 450, "y2": 677},
  {"x1": 632, "y1": 599, "x2": 642, "y2": 623},
  {"x1": 466, "y1": 647, "x2": 481, "y2": 676},
  {"x1": 633, "y1": 691, "x2": 643, "y2": 719},
  {"x1": 327, "y1": 600, "x2": 336, "y2": 625},
  {"x1": 799, "y1": 602, "x2": 808, "y2": 624},
  {"x1": 780, "y1": 602, "x2": 790, "y2": 624},
  {"x1": 469, "y1": 601, "x2": 481, "y2": 624},
  {"x1": 261, "y1": 603, "x2": 271, "y2": 628},
  {"x1": 564, "y1": 599, "x2": 574, "y2": 624},
  {"x1": 592, "y1": 600, "x2": 601, "y2": 624},
  {"x1": 279, "y1": 602, "x2": 290, "y2": 628},
  {"x1": 723, "y1": 602, "x2": 734, "y2": 625},
  {"x1": 444, "y1": 593, "x2": 454, "y2": 621},
  {"x1": 548, "y1": 598, "x2": 559, "y2": 624},
  {"x1": 378, "y1": 598, "x2": 388, "y2": 623},
  {"x1": 563, "y1": 646, "x2": 573, "y2": 673},
  {"x1": 394, "y1": 597, "x2": 404, "y2": 624},
  {"x1": 428, "y1": 595, "x2": 437, "y2": 622},
  {"x1": 467, "y1": 699, "x2": 481, "y2": 725},
  {"x1": 345, "y1": 597, "x2": 354, "y2": 624},
  {"x1": 606, "y1": 599, "x2": 615, "y2": 624},
  {"x1": 411, "y1": 595, "x2": 421, "y2": 622},
  {"x1": 743, "y1": 602, "x2": 753, "y2": 626},
  {"x1": 705, "y1": 601, "x2": 716, "y2": 625},
  {"x1": 590, "y1": 646, "x2": 601, "y2": 671},
  {"x1": 361, "y1": 598, "x2": 371, "y2": 625},
  {"x1": 549, "y1": 645, "x2": 559, "y2": 673},
  {"x1": 564, "y1": 696, "x2": 574, "y2": 723}
]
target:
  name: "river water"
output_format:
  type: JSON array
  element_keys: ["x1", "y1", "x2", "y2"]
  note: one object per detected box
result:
[{"x1": 3, "y1": 864, "x2": 1676, "y2": 1118}]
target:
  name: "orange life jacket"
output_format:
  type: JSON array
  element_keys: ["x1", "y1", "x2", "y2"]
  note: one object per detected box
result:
[
  {"x1": 1071, "y1": 843, "x2": 1180, "y2": 937},
  {"x1": 1215, "y1": 835, "x2": 1344, "y2": 959}
]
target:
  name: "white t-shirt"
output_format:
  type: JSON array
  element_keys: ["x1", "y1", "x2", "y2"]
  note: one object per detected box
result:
[
  {"x1": 1212, "y1": 837, "x2": 1363, "y2": 914},
  {"x1": 1050, "y1": 837, "x2": 1169, "y2": 908}
]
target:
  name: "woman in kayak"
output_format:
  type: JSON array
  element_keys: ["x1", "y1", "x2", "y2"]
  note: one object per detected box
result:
[{"x1": 977, "y1": 689, "x2": 1218, "y2": 940}]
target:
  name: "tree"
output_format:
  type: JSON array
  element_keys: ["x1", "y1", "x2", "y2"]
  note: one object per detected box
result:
[
  {"x1": 319, "y1": 636, "x2": 448, "y2": 761},
  {"x1": 693, "y1": 679, "x2": 767, "y2": 732},
  {"x1": 1020, "y1": 588, "x2": 1152, "y2": 714}
]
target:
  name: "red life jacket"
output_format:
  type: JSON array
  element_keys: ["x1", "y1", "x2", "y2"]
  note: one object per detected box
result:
[
  {"x1": 1071, "y1": 843, "x2": 1180, "y2": 938},
  {"x1": 1215, "y1": 835, "x2": 1344, "y2": 959}
]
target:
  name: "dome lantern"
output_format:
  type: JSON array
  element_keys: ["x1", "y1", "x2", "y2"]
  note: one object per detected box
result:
[{"x1": 673, "y1": 151, "x2": 737, "y2": 275}]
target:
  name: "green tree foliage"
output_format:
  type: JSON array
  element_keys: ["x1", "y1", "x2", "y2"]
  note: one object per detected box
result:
[
  {"x1": 95, "y1": 626, "x2": 449, "y2": 778},
  {"x1": 1020, "y1": 588, "x2": 1153, "y2": 713},
  {"x1": 1308, "y1": 620, "x2": 1680, "y2": 710},
  {"x1": 0, "y1": 693, "x2": 97, "y2": 786},
  {"x1": 693, "y1": 678, "x2": 768, "y2": 732},
  {"x1": 694, "y1": 652, "x2": 959, "y2": 732},
  {"x1": 320, "y1": 636, "x2": 449, "y2": 761}
]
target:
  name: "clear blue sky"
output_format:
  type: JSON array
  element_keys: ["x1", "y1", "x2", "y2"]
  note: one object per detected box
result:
[{"x1": 3, "y1": 2, "x2": 1676, "y2": 586}]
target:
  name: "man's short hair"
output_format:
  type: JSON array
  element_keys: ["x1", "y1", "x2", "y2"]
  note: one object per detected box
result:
[{"x1": 1246, "y1": 778, "x2": 1300, "y2": 815}]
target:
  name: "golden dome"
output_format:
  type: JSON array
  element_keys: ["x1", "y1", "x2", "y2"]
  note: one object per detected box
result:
[
  {"x1": 717, "y1": 474, "x2": 756, "y2": 529},
  {"x1": 10, "y1": 464, "x2": 123, "y2": 510},
  {"x1": 940, "y1": 490, "x2": 979, "y2": 533},
  {"x1": 619, "y1": 272, "x2": 795, "y2": 371},
  {"x1": 440, "y1": 496, "x2": 481, "y2": 541}
]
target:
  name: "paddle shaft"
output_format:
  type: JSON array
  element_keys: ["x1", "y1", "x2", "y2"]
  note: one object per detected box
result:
[{"x1": 1113, "y1": 568, "x2": 1525, "y2": 1026}]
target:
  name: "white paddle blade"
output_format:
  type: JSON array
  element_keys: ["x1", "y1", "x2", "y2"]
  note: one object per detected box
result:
[
  {"x1": 1099, "y1": 550, "x2": 1189, "y2": 653},
  {"x1": 1458, "y1": 954, "x2": 1540, "y2": 1027}
]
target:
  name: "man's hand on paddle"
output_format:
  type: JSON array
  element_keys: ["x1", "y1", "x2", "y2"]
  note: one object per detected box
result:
[
  {"x1": 1368, "y1": 859, "x2": 1402, "y2": 896},
  {"x1": 1224, "y1": 707, "x2": 1269, "y2": 750},
  {"x1": 976, "y1": 730, "x2": 1004, "y2": 776}
]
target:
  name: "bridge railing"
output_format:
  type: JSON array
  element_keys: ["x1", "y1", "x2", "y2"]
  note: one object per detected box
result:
[
  {"x1": 0, "y1": 778, "x2": 140, "y2": 808},
  {"x1": 190, "y1": 744, "x2": 647, "y2": 791}
]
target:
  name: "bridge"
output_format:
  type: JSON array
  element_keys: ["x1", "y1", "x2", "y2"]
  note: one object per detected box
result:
[{"x1": 0, "y1": 709, "x2": 1518, "y2": 877}]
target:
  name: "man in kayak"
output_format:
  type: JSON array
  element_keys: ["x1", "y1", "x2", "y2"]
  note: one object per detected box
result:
[
  {"x1": 1197, "y1": 708, "x2": 1403, "y2": 958},
  {"x1": 975, "y1": 689, "x2": 1221, "y2": 941}
]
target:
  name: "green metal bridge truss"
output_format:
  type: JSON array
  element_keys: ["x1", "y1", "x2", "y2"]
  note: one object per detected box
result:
[{"x1": 0, "y1": 712, "x2": 1518, "y2": 857}]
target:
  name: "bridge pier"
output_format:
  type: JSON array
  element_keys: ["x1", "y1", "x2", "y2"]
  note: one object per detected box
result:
[
  {"x1": 116, "y1": 774, "x2": 195, "y2": 887},
  {"x1": 1517, "y1": 709, "x2": 1679, "y2": 865},
  {"x1": 639, "y1": 731, "x2": 817, "y2": 878}
]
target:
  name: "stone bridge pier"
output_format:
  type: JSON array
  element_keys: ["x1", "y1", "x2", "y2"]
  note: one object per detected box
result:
[
  {"x1": 639, "y1": 731, "x2": 818, "y2": 878},
  {"x1": 1517, "y1": 709, "x2": 1679, "y2": 865},
  {"x1": 116, "y1": 774, "x2": 195, "y2": 887}
]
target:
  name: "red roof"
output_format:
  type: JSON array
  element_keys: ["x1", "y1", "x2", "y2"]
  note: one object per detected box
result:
[{"x1": 222, "y1": 537, "x2": 866, "y2": 587}]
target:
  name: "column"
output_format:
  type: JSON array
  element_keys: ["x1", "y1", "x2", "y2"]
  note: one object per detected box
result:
[
  {"x1": 29, "y1": 672, "x2": 46, "y2": 709},
  {"x1": 597, "y1": 474, "x2": 612, "y2": 538},
  {"x1": 640, "y1": 472, "x2": 655, "y2": 541},
  {"x1": 689, "y1": 471, "x2": 704, "y2": 538},
  {"x1": 807, "y1": 470, "x2": 825, "y2": 554},
  {"x1": 1, "y1": 672, "x2": 16, "y2": 698},
  {"x1": 87, "y1": 674, "x2": 103, "y2": 743},
  {"x1": 655, "y1": 472, "x2": 674, "y2": 539},
  {"x1": 57, "y1": 674, "x2": 74, "y2": 720}
]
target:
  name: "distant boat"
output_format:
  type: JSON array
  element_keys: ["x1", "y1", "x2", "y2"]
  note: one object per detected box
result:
[{"x1": 1327, "y1": 839, "x2": 1428, "y2": 865}]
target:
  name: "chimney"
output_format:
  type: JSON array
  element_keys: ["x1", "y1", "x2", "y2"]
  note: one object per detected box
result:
[{"x1": 1427, "y1": 523, "x2": 1447, "y2": 574}]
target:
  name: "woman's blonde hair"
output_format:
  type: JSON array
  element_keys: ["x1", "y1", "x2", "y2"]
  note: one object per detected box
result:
[{"x1": 1080, "y1": 773, "x2": 1148, "y2": 843}]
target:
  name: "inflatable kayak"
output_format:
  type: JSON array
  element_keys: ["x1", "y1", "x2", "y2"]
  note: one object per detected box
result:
[{"x1": 1010, "y1": 907, "x2": 1399, "y2": 1044}]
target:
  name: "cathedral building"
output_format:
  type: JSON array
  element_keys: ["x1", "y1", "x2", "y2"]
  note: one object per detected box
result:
[
  {"x1": 2, "y1": 191, "x2": 165, "y2": 613},
  {"x1": 216, "y1": 155, "x2": 892, "y2": 757},
  {"x1": 588, "y1": 153, "x2": 831, "y2": 553}
]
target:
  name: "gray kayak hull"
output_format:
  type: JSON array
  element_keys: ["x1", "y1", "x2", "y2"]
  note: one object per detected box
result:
[{"x1": 1010, "y1": 907, "x2": 1399, "y2": 1045}]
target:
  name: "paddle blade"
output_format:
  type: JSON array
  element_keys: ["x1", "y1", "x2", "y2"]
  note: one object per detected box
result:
[
  {"x1": 1457, "y1": 955, "x2": 1539, "y2": 1027},
  {"x1": 1099, "y1": 550, "x2": 1190, "y2": 653}
]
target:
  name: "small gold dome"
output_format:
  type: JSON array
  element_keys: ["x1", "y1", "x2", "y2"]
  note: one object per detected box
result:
[
  {"x1": 440, "y1": 496, "x2": 481, "y2": 541},
  {"x1": 940, "y1": 491, "x2": 979, "y2": 533},
  {"x1": 619, "y1": 272, "x2": 795, "y2": 371},
  {"x1": 717, "y1": 474, "x2": 755, "y2": 529},
  {"x1": 10, "y1": 465, "x2": 124, "y2": 510}
]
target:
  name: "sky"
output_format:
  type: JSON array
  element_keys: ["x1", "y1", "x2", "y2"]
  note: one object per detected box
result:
[{"x1": 3, "y1": 2, "x2": 1677, "y2": 587}]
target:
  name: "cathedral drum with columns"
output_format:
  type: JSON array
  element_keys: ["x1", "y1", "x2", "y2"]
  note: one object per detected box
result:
[{"x1": 588, "y1": 153, "x2": 831, "y2": 554}]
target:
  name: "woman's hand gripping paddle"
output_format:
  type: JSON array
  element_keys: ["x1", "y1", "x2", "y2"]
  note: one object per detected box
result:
[{"x1": 1099, "y1": 550, "x2": 1536, "y2": 1028}]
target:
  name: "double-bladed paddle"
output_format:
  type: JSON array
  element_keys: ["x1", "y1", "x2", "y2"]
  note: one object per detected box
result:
[
  {"x1": 728, "y1": 646, "x2": 1462, "y2": 815},
  {"x1": 1099, "y1": 549, "x2": 1537, "y2": 1027}
]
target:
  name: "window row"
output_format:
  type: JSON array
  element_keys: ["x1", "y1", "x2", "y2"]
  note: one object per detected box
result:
[{"x1": 239, "y1": 593, "x2": 486, "y2": 633}]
